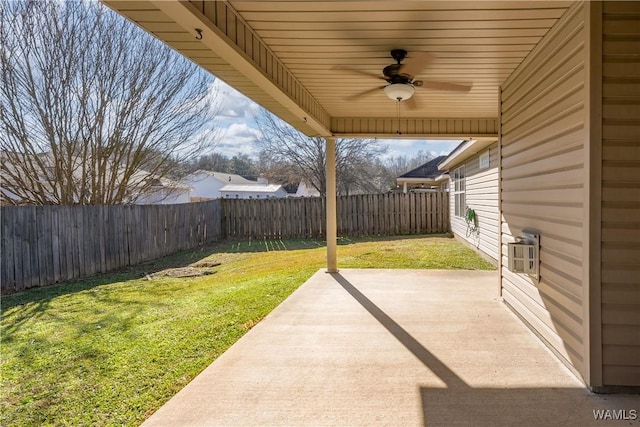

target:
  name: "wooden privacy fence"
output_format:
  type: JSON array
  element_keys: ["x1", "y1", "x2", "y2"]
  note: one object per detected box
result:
[
  {"x1": 222, "y1": 192, "x2": 449, "y2": 240},
  {"x1": 1, "y1": 193, "x2": 448, "y2": 294},
  {"x1": 337, "y1": 191, "x2": 448, "y2": 237},
  {"x1": 222, "y1": 197, "x2": 326, "y2": 239},
  {"x1": 1, "y1": 201, "x2": 222, "y2": 294}
]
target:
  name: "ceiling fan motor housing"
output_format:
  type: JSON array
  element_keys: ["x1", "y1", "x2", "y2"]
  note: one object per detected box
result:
[
  {"x1": 383, "y1": 64, "x2": 412, "y2": 83},
  {"x1": 384, "y1": 49, "x2": 415, "y2": 83},
  {"x1": 390, "y1": 49, "x2": 408, "y2": 63}
]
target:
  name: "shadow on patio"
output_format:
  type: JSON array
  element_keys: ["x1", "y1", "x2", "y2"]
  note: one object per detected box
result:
[{"x1": 143, "y1": 269, "x2": 639, "y2": 426}]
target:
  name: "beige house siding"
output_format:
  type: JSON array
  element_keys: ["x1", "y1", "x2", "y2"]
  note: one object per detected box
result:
[
  {"x1": 600, "y1": 1, "x2": 640, "y2": 387},
  {"x1": 500, "y1": 2, "x2": 587, "y2": 379},
  {"x1": 449, "y1": 144, "x2": 499, "y2": 263}
]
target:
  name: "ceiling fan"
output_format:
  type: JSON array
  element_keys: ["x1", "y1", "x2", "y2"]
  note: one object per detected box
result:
[{"x1": 334, "y1": 49, "x2": 472, "y2": 109}]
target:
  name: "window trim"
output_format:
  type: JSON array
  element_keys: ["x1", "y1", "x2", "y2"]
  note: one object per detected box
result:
[{"x1": 452, "y1": 165, "x2": 466, "y2": 218}]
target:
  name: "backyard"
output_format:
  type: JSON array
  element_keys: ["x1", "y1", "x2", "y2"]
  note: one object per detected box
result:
[{"x1": 1, "y1": 235, "x2": 494, "y2": 426}]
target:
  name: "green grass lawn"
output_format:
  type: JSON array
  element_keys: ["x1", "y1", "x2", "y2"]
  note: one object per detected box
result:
[{"x1": 1, "y1": 235, "x2": 494, "y2": 426}]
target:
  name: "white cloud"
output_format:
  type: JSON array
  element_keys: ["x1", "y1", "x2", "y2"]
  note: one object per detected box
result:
[
  {"x1": 225, "y1": 122, "x2": 261, "y2": 141},
  {"x1": 378, "y1": 139, "x2": 461, "y2": 160},
  {"x1": 375, "y1": 138, "x2": 421, "y2": 149},
  {"x1": 217, "y1": 123, "x2": 262, "y2": 157},
  {"x1": 210, "y1": 79, "x2": 260, "y2": 120},
  {"x1": 203, "y1": 79, "x2": 265, "y2": 157}
]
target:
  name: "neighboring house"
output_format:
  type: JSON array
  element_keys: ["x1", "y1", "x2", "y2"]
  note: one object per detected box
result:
[
  {"x1": 135, "y1": 178, "x2": 191, "y2": 205},
  {"x1": 438, "y1": 140, "x2": 499, "y2": 264},
  {"x1": 183, "y1": 170, "x2": 255, "y2": 200},
  {"x1": 220, "y1": 184, "x2": 288, "y2": 199},
  {"x1": 294, "y1": 181, "x2": 321, "y2": 198},
  {"x1": 396, "y1": 156, "x2": 447, "y2": 193}
]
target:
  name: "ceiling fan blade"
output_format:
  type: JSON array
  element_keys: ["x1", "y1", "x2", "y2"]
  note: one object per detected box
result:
[
  {"x1": 345, "y1": 85, "x2": 386, "y2": 101},
  {"x1": 419, "y1": 80, "x2": 472, "y2": 92},
  {"x1": 399, "y1": 52, "x2": 434, "y2": 79},
  {"x1": 404, "y1": 96, "x2": 418, "y2": 110},
  {"x1": 331, "y1": 65, "x2": 386, "y2": 81}
]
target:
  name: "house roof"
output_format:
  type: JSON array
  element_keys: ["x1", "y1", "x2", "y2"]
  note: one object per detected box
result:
[
  {"x1": 220, "y1": 184, "x2": 285, "y2": 194},
  {"x1": 186, "y1": 170, "x2": 254, "y2": 185},
  {"x1": 437, "y1": 139, "x2": 497, "y2": 170},
  {"x1": 147, "y1": 176, "x2": 191, "y2": 191},
  {"x1": 103, "y1": 1, "x2": 572, "y2": 139},
  {"x1": 398, "y1": 156, "x2": 447, "y2": 180}
]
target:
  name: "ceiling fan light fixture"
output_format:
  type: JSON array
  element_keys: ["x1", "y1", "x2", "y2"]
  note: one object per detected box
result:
[{"x1": 384, "y1": 83, "x2": 415, "y2": 101}]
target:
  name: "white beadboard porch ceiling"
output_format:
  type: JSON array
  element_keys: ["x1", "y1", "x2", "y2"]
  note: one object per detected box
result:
[{"x1": 103, "y1": 1, "x2": 574, "y2": 138}]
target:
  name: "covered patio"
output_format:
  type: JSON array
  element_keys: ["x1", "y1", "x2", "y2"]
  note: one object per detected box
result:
[
  {"x1": 105, "y1": 0, "x2": 640, "y2": 400},
  {"x1": 142, "y1": 270, "x2": 636, "y2": 426}
]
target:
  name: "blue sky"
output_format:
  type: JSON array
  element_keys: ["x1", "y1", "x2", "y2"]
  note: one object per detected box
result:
[{"x1": 210, "y1": 79, "x2": 461, "y2": 160}]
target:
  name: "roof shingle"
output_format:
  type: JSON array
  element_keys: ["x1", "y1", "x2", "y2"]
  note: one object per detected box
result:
[{"x1": 398, "y1": 155, "x2": 447, "y2": 179}]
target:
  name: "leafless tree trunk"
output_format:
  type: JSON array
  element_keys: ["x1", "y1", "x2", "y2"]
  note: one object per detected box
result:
[
  {"x1": 254, "y1": 109, "x2": 388, "y2": 196},
  {"x1": 0, "y1": 0, "x2": 218, "y2": 205}
]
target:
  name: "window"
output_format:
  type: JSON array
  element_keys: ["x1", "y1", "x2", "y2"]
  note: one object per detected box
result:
[
  {"x1": 452, "y1": 166, "x2": 465, "y2": 218},
  {"x1": 479, "y1": 150, "x2": 490, "y2": 170}
]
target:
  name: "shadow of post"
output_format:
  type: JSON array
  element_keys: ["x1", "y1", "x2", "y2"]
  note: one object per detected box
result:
[
  {"x1": 331, "y1": 272, "x2": 468, "y2": 390},
  {"x1": 330, "y1": 273, "x2": 639, "y2": 427}
]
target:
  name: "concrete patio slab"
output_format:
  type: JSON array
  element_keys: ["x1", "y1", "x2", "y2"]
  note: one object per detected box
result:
[{"x1": 143, "y1": 269, "x2": 639, "y2": 426}]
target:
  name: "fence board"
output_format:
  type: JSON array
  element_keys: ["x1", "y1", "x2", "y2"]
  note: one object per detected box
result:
[
  {"x1": 26, "y1": 207, "x2": 38, "y2": 289},
  {"x1": 15, "y1": 209, "x2": 26, "y2": 292},
  {"x1": 111, "y1": 206, "x2": 122, "y2": 268},
  {"x1": 14, "y1": 207, "x2": 27, "y2": 290},
  {"x1": 52, "y1": 206, "x2": 62, "y2": 284},
  {"x1": 43, "y1": 208, "x2": 54, "y2": 284},
  {"x1": 60, "y1": 206, "x2": 72, "y2": 282},
  {"x1": 84, "y1": 206, "x2": 95, "y2": 276},
  {"x1": 94, "y1": 206, "x2": 104, "y2": 274},
  {"x1": 1, "y1": 208, "x2": 15, "y2": 293}
]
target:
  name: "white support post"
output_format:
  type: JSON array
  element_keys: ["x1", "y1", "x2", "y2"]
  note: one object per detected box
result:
[{"x1": 325, "y1": 137, "x2": 338, "y2": 273}]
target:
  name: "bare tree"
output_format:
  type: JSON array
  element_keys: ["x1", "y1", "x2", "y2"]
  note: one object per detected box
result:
[
  {"x1": 384, "y1": 150, "x2": 435, "y2": 179},
  {"x1": 186, "y1": 153, "x2": 231, "y2": 174},
  {"x1": 254, "y1": 109, "x2": 388, "y2": 196},
  {"x1": 0, "y1": 0, "x2": 218, "y2": 205}
]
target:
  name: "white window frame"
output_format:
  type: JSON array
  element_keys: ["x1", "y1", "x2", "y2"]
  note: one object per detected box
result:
[
  {"x1": 452, "y1": 165, "x2": 465, "y2": 218},
  {"x1": 479, "y1": 150, "x2": 490, "y2": 170}
]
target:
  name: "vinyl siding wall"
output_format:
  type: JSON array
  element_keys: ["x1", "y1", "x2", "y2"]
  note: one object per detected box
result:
[
  {"x1": 600, "y1": 2, "x2": 640, "y2": 387},
  {"x1": 500, "y1": 2, "x2": 588, "y2": 379},
  {"x1": 449, "y1": 144, "x2": 499, "y2": 263}
]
